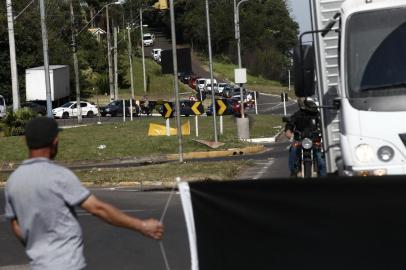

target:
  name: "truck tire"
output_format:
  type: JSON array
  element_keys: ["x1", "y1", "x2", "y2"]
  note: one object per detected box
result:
[
  {"x1": 62, "y1": 112, "x2": 69, "y2": 119},
  {"x1": 87, "y1": 111, "x2": 94, "y2": 118},
  {"x1": 304, "y1": 160, "x2": 312, "y2": 178}
]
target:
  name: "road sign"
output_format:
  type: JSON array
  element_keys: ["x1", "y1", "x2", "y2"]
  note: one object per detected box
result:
[
  {"x1": 191, "y1": 101, "x2": 204, "y2": 115},
  {"x1": 215, "y1": 99, "x2": 228, "y2": 115},
  {"x1": 162, "y1": 102, "x2": 174, "y2": 118}
]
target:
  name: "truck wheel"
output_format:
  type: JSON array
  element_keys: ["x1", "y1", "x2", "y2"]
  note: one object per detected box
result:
[
  {"x1": 62, "y1": 112, "x2": 69, "y2": 119},
  {"x1": 304, "y1": 161, "x2": 312, "y2": 178},
  {"x1": 87, "y1": 111, "x2": 94, "y2": 118}
]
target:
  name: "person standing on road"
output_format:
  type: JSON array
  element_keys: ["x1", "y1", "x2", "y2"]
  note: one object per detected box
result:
[{"x1": 4, "y1": 117, "x2": 164, "y2": 270}]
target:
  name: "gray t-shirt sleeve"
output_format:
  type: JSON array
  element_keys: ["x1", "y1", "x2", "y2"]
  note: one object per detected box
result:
[
  {"x1": 54, "y1": 168, "x2": 91, "y2": 206},
  {"x1": 4, "y1": 188, "x2": 16, "y2": 219}
]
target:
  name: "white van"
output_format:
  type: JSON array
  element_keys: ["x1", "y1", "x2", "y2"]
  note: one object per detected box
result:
[
  {"x1": 204, "y1": 78, "x2": 218, "y2": 93},
  {"x1": 0, "y1": 95, "x2": 6, "y2": 119}
]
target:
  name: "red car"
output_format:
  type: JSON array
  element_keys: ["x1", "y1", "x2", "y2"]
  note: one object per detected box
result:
[{"x1": 188, "y1": 76, "x2": 199, "y2": 89}]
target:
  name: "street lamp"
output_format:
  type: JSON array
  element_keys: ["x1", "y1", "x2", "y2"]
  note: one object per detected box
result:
[
  {"x1": 205, "y1": 0, "x2": 218, "y2": 143},
  {"x1": 234, "y1": 0, "x2": 250, "y2": 139}
]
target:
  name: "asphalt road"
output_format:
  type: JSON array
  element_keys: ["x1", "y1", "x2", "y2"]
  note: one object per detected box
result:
[{"x1": 0, "y1": 190, "x2": 190, "y2": 270}]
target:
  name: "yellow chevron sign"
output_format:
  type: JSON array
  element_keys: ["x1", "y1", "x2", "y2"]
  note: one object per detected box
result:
[
  {"x1": 163, "y1": 102, "x2": 174, "y2": 118},
  {"x1": 216, "y1": 99, "x2": 227, "y2": 115},
  {"x1": 191, "y1": 101, "x2": 204, "y2": 115}
]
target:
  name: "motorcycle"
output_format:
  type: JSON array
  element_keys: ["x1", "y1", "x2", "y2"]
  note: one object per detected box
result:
[
  {"x1": 283, "y1": 115, "x2": 325, "y2": 178},
  {"x1": 291, "y1": 128, "x2": 323, "y2": 178}
]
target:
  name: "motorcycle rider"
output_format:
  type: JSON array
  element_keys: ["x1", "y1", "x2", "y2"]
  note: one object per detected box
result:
[{"x1": 285, "y1": 97, "x2": 326, "y2": 177}]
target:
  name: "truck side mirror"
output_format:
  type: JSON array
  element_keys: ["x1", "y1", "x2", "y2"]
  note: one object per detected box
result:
[{"x1": 293, "y1": 45, "x2": 315, "y2": 97}]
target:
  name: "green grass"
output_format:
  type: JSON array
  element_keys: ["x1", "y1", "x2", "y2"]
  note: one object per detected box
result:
[{"x1": 0, "y1": 115, "x2": 282, "y2": 163}]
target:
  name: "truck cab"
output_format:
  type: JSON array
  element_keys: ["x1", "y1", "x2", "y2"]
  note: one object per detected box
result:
[
  {"x1": 338, "y1": 0, "x2": 406, "y2": 175},
  {"x1": 300, "y1": 0, "x2": 406, "y2": 176}
]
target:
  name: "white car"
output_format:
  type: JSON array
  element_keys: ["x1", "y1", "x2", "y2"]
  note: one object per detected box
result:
[
  {"x1": 151, "y1": 48, "x2": 162, "y2": 62},
  {"x1": 143, "y1": 33, "x2": 155, "y2": 47},
  {"x1": 217, "y1": 83, "x2": 228, "y2": 94},
  {"x1": 52, "y1": 101, "x2": 98, "y2": 119},
  {"x1": 196, "y1": 78, "x2": 207, "y2": 93},
  {"x1": 204, "y1": 78, "x2": 218, "y2": 93}
]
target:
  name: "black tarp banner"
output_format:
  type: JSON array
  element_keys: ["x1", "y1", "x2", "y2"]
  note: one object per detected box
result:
[{"x1": 180, "y1": 177, "x2": 406, "y2": 270}]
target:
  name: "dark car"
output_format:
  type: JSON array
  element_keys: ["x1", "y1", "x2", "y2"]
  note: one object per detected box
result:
[
  {"x1": 21, "y1": 102, "x2": 47, "y2": 116},
  {"x1": 206, "y1": 98, "x2": 242, "y2": 116},
  {"x1": 100, "y1": 100, "x2": 139, "y2": 117},
  {"x1": 223, "y1": 86, "x2": 247, "y2": 98},
  {"x1": 158, "y1": 100, "x2": 194, "y2": 117}
]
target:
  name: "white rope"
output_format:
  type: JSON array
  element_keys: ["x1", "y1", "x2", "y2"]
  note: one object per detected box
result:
[
  {"x1": 160, "y1": 241, "x2": 171, "y2": 270},
  {"x1": 158, "y1": 177, "x2": 181, "y2": 270}
]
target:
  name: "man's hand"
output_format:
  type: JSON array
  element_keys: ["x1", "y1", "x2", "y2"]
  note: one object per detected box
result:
[
  {"x1": 285, "y1": 129, "x2": 293, "y2": 139},
  {"x1": 140, "y1": 219, "x2": 164, "y2": 240}
]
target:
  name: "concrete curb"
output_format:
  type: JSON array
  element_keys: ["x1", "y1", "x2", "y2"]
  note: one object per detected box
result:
[{"x1": 166, "y1": 145, "x2": 266, "y2": 160}]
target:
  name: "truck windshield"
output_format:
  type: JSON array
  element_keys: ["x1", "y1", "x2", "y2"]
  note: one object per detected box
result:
[
  {"x1": 0, "y1": 98, "x2": 4, "y2": 106},
  {"x1": 347, "y1": 8, "x2": 406, "y2": 111}
]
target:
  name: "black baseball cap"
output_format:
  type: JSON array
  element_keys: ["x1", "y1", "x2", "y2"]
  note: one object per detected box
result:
[{"x1": 25, "y1": 117, "x2": 61, "y2": 149}]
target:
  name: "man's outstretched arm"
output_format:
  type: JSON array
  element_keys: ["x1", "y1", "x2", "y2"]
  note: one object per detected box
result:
[
  {"x1": 80, "y1": 195, "x2": 164, "y2": 240},
  {"x1": 10, "y1": 219, "x2": 25, "y2": 246}
]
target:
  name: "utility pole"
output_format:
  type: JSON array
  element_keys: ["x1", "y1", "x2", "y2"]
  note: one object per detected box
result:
[
  {"x1": 106, "y1": 6, "x2": 114, "y2": 101},
  {"x1": 234, "y1": 0, "x2": 249, "y2": 119},
  {"x1": 169, "y1": 0, "x2": 183, "y2": 163},
  {"x1": 70, "y1": 0, "x2": 82, "y2": 123},
  {"x1": 114, "y1": 25, "x2": 118, "y2": 100},
  {"x1": 6, "y1": 0, "x2": 20, "y2": 111},
  {"x1": 205, "y1": 0, "x2": 218, "y2": 142},
  {"x1": 140, "y1": 8, "x2": 147, "y2": 93},
  {"x1": 127, "y1": 24, "x2": 135, "y2": 100},
  {"x1": 39, "y1": 0, "x2": 53, "y2": 118}
]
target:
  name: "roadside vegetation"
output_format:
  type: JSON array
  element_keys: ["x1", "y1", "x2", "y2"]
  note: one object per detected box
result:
[{"x1": 0, "y1": 115, "x2": 282, "y2": 163}]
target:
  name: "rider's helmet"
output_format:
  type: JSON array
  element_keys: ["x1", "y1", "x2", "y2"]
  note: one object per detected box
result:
[{"x1": 298, "y1": 97, "x2": 318, "y2": 113}]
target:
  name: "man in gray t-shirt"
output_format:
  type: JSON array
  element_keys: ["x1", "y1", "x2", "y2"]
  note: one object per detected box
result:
[{"x1": 4, "y1": 117, "x2": 164, "y2": 270}]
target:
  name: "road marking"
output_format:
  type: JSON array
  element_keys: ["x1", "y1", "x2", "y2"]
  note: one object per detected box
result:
[{"x1": 253, "y1": 158, "x2": 275, "y2": 180}]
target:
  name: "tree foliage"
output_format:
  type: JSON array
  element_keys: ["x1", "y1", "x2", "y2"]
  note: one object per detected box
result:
[{"x1": 156, "y1": 0, "x2": 299, "y2": 81}]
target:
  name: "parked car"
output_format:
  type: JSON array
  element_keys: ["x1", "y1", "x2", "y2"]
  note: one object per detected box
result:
[
  {"x1": 158, "y1": 100, "x2": 194, "y2": 117},
  {"x1": 206, "y1": 98, "x2": 242, "y2": 116},
  {"x1": 100, "y1": 100, "x2": 139, "y2": 117},
  {"x1": 178, "y1": 72, "x2": 195, "y2": 85},
  {"x1": 151, "y1": 48, "x2": 162, "y2": 62},
  {"x1": 217, "y1": 83, "x2": 228, "y2": 94},
  {"x1": 204, "y1": 78, "x2": 218, "y2": 93},
  {"x1": 196, "y1": 78, "x2": 207, "y2": 93},
  {"x1": 223, "y1": 86, "x2": 247, "y2": 99},
  {"x1": 188, "y1": 76, "x2": 199, "y2": 89},
  {"x1": 143, "y1": 33, "x2": 155, "y2": 46},
  {"x1": 21, "y1": 102, "x2": 46, "y2": 116},
  {"x1": 52, "y1": 101, "x2": 98, "y2": 119}
]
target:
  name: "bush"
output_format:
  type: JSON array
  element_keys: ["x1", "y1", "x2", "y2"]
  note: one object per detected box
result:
[{"x1": 2, "y1": 108, "x2": 37, "y2": 137}]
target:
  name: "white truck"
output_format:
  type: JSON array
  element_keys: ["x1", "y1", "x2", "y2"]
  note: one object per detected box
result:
[
  {"x1": 25, "y1": 65, "x2": 70, "y2": 105},
  {"x1": 295, "y1": 0, "x2": 406, "y2": 176},
  {"x1": 0, "y1": 95, "x2": 6, "y2": 119}
]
